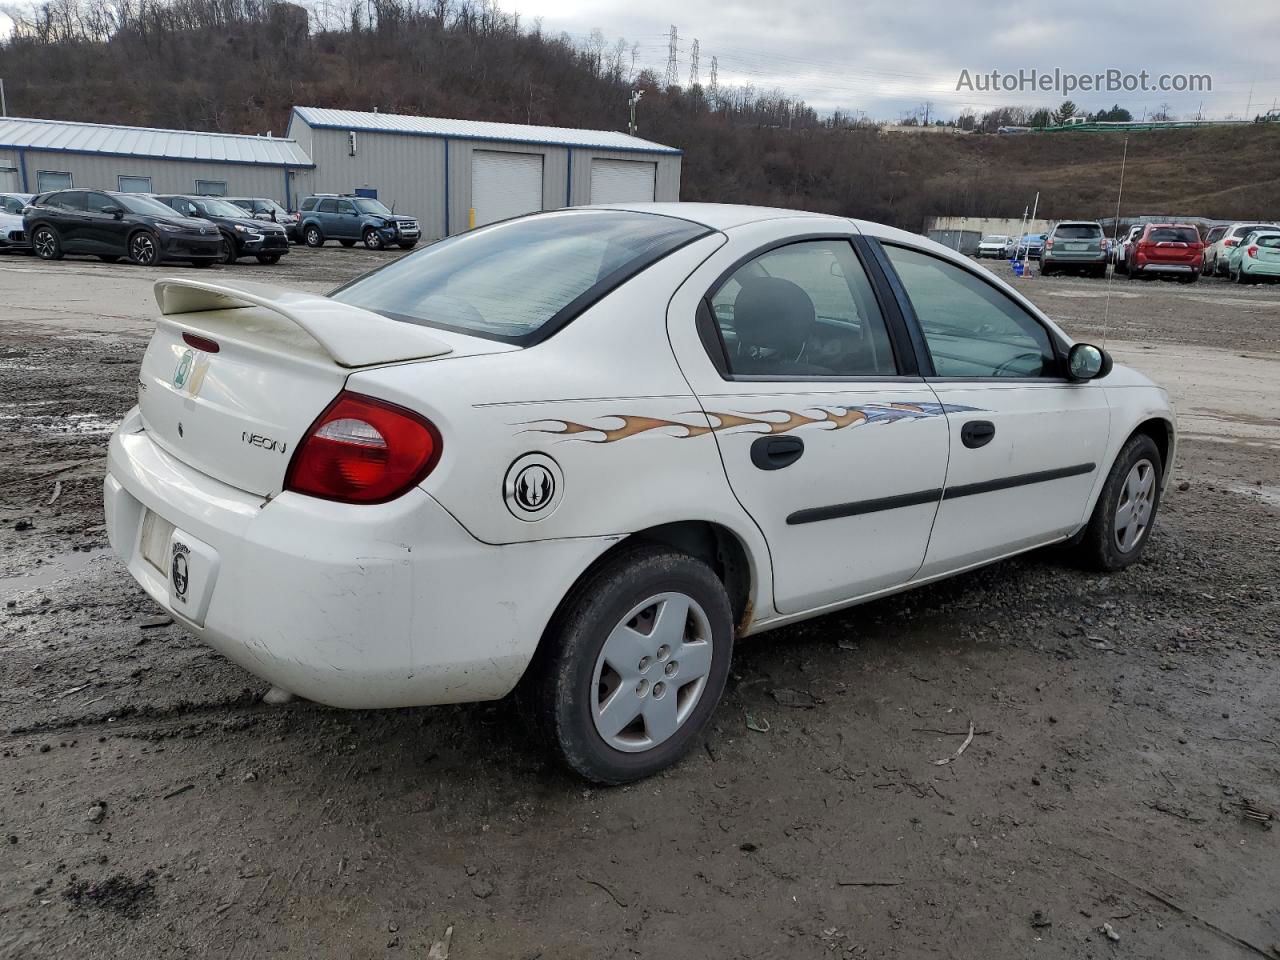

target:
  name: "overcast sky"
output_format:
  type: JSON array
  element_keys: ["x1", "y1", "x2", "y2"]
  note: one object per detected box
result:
[{"x1": 507, "y1": 0, "x2": 1280, "y2": 121}]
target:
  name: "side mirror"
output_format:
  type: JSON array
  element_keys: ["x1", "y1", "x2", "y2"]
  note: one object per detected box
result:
[
  {"x1": 1067, "y1": 342, "x2": 1112, "y2": 382},
  {"x1": 103, "y1": 205, "x2": 124, "y2": 218}
]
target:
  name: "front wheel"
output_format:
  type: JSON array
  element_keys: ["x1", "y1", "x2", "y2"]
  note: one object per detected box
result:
[
  {"x1": 527, "y1": 545, "x2": 734, "y2": 784},
  {"x1": 303, "y1": 224, "x2": 324, "y2": 247},
  {"x1": 1077, "y1": 433, "x2": 1163, "y2": 571},
  {"x1": 221, "y1": 237, "x2": 238, "y2": 265},
  {"x1": 31, "y1": 226, "x2": 63, "y2": 261},
  {"x1": 363, "y1": 229, "x2": 385, "y2": 251},
  {"x1": 128, "y1": 231, "x2": 161, "y2": 267}
]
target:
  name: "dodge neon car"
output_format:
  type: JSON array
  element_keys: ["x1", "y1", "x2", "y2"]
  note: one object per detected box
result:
[{"x1": 104, "y1": 204, "x2": 1175, "y2": 783}]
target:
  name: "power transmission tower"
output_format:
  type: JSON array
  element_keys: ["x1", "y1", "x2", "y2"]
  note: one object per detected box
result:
[
  {"x1": 688, "y1": 39, "x2": 699, "y2": 88},
  {"x1": 664, "y1": 25, "x2": 678, "y2": 88},
  {"x1": 708, "y1": 56, "x2": 719, "y2": 104}
]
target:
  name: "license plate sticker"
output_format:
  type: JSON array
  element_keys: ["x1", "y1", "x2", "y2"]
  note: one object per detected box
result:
[{"x1": 139, "y1": 509, "x2": 175, "y2": 574}]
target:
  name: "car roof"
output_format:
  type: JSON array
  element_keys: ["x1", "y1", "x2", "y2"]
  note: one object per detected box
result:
[
  {"x1": 1054, "y1": 220, "x2": 1101, "y2": 226},
  {"x1": 577, "y1": 202, "x2": 850, "y2": 231}
]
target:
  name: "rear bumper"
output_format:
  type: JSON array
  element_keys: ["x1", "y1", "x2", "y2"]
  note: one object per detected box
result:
[
  {"x1": 1241, "y1": 259, "x2": 1280, "y2": 277},
  {"x1": 1135, "y1": 262, "x2": 1196, "y2": 273},
  {"x1": 104, "y1": 408, "x2": 615, "y2": 708},
  {"x1": 1043, "y1": 252, "x2": 1107, "y2": 264}
]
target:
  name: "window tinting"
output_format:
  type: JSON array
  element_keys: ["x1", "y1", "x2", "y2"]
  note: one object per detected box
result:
[
  {"x1": 1148, "y1": 227, "x2": 1199, "y2": 243},
  {"x1": 337, "y1": 200, "x2": 356, "y2": 214},
  {"x1": 52, "y1": 191, "x2": 87, "y2": 211},
  {"x1": 86, "y1": 192, "x2": 117, "y2": 213},
  {"x1": 331, "y1": 210, "x2": 708, "y2": 343},
  {"x1": 884, "y1": 245, "x2": 1057, "y2": 379},
  {"x1": 708, "y1": 240, "x2": 897, "y2": 378},
  {"x1": 1053, "y1": 224, "x2": 1102, "y2": 239}
]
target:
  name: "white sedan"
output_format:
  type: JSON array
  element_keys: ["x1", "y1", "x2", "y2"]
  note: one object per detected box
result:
[{"x1": 104, "y1": 204, "x2": 1175, "y2": 783}]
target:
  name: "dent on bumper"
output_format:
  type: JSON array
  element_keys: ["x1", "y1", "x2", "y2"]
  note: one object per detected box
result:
[{"x1": 105, "y1": 410, "x2": 616, "y2": 709}]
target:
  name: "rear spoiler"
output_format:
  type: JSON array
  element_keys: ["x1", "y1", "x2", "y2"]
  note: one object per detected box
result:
[{"x1": 153, "y1": 277, "x2": 454, "y2": 369}]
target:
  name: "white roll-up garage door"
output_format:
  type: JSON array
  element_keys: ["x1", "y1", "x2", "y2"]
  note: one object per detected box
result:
[
  {"x1": 471, "y1": 151, "x2": 544, "y2": 227},
  {"x1": 590, "y1": 159, "x2": 657, "y2": 204}
]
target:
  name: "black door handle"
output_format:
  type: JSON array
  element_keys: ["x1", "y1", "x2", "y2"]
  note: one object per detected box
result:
[
  {"x1": 961, "y1": 420, "x2": 996, "y2": 449},
  {"x1": 751, "y1": 435, "x2": 805, "y2": 470}
]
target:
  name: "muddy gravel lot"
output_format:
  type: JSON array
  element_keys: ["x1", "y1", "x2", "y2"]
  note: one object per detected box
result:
[{"x1": 1, "y1": 248, "x2": 1278, "y2": 960}]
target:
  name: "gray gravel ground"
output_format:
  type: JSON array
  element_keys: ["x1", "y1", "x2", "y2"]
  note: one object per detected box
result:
[{"x1": 1, "y1": 248, "x2": 1278, "y2": 959}]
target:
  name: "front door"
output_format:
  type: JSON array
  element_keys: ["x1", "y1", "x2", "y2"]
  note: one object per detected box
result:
[
  {"x1": 875, "y1": 242, "x2": 1111, "y2": 576},
  {"x1": 671, "y1": 230, "x2": 950, "y2": 615},
  {"x1": 334, "y1": 198, "x2": 360, "y2": 238}
]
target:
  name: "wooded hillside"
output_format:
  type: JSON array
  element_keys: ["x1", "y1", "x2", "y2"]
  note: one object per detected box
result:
[{"x1": 3, "y1": 0, "x2": 1277, "y2": 225}]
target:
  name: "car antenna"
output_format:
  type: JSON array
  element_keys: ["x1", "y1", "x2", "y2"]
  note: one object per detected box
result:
[{"x1": 1101, "y1": 137, "x2": 1129, "y2": 350}]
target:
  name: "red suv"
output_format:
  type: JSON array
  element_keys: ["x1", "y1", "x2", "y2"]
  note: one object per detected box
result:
[{"x1": 1127, "y1": 223, "x2": 1203, "y2": 283}]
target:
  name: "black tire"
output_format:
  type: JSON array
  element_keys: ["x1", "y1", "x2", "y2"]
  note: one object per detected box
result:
[
  {"x1": 339, "y1": 239, "x2": 356, "y2": 248},
  {"x1": 256, "y1": 254, "x2": 282, "y2": 264},
  {"x1": 1183, "y1": 272, "x2": 1199, "y2": 284},
  {"x1": 303, "y1": 224, "x2": 324, "y2": 247},
  {"x1": 399, "y1": 241, "x2": 418, "y2": 250},
  {"x1": 1040, "y1": 261, "x2": 1053, "y2": 277},
  {"x1": 363, "y1": 228, "x2": 385, "y2": 251},
  {"x1": 128, "y1": 231, "x2": 161, "y2": 267},
  {"x1": 1077, "y1": 433, "x2": 1163, "y2": 572},
  {"x1": 1234, "y1": 265, "x2": 1250, "y2": 284},
  {"x1": 97, "y1": 255, "x2": 120, "y2": 263},
  {"x1": 31, "y1": 225, "x2": 63, "y2": 261},
  {"x1": 527, "y1": 545, "x2": 734, "y2": 784},
  {"x1": 220, "y1": 236, "x2": 238, "y2": 265}
]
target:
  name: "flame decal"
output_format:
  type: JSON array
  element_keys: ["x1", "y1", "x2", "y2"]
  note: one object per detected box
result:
[{"x1": 519, "y1": 402, "x2": 982, "y2": 444}]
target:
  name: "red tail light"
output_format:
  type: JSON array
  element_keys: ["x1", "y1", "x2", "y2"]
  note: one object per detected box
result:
[
  {"x1": 1224, "y1": 238, "x2": 1239, "y2": 247},
  {"x1": 285, "y1": 391, "x2": 442, "y2": 504},
  {"x1": 1045, "y1": 237, "x2": 1054, "y2": 249},
  {"x1": 1247, "y1": 245, "x2": 1259, "y2": 258}
]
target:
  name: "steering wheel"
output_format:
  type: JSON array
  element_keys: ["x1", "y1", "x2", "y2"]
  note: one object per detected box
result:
[{"x1": 992, "y1": 351, "x2": 1043, "y2": 377}]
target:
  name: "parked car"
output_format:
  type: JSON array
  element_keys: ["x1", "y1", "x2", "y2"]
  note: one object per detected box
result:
[
  {"x1": 976, "y1": 235, "x2": 1010, "y2": 258},
  {"x1": 1199, "y1": 225, "x2": 1228, "y2": 275},
  {"x1": 1011, "y1": 233, "x2": 1045, "y2": 259},
  {"x1": 103, "y1": 203, "x2": 1175, "y2": 782},
  {"x1": 1127, "y1": 223, "x2": 1203, "y2": 282},
  {"x1": 1224, "y1": 229, "x2": 1280, "y2": 284},
  {"x1": 153, "y1": 194, "x2": 290, "y2": 265},
  {"x1": 225, "y1": 197, "x2": 301, "y2": 242},
  {"x1": 1113, "y1": 223, "x2": 1145, "y2": 275},
  {"x1": 298, "y1": 194, "x2": 420, "y2": 250},
  {"x1": 1040, "y1": 221, "x2": 1107, "y2": 277},
  {"x1": 24, "y1": 190, "x2": 222, "y2": 267},
  {"x1": 1205, "y1": 222, "x2": 1280, "y2": 277},
  {"x1": 0, "y1": 192, "x2": 33, "y2": 251}
]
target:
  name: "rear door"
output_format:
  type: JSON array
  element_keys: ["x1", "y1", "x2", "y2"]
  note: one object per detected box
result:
[
  {"x1": 669, "y1": 224, "x2": 951, "y2": 614},
  {"x1": 49, "y1": 191, "x2": 90, "y2": 250},
  {"x1": 874, "y1": 240, "x2": 1110, "y2": 575},
  {"x1": 315, "y1": 198, "x2": 338, "y2": 235}
]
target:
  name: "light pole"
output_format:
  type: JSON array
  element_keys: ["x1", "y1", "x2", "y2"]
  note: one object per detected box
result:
[{"x1": 628, "y1": 89, "x2": 644, "y2": 137}]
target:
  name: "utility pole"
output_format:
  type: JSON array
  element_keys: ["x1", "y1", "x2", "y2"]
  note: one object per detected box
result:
[
  {"x1": 664, "y1": 26, "x2": 678, "y2": 88},
  {"x1": 688, "y1": 39, "x2": 699, "y2": 88},
  {"x1": 628, "y1": 89, "x2": 644, "y2": 137}
]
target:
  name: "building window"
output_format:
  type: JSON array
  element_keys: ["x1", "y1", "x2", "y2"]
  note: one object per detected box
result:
[
  {"x1": 37, "y1": 170, "x2": 73, "y2": 192},
  {"x1": 194, "y1": 179, "x2": 227, "y2": 196},
  {"x1": 118, "y1": 175, "x2": 152, "y2": 193}
]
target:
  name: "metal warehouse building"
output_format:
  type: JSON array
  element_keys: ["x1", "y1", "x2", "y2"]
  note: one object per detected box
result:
[
  {"x1": 286, "y1": 106, "x2": 682, "y2": 240},
  {"x1": 0, "y1": 116, "x2": 314, "y2": 204}
]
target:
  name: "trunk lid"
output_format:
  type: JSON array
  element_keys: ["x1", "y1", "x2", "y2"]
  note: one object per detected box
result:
[{"x1": 138, "y1": 278, "x2": 512, "y2": 497}]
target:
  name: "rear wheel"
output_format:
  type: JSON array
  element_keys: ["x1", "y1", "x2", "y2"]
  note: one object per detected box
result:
[
  {"x1": 303, "y1": 224, "x2": 324, "y2": 247},
  {"x1": 31, "y1": 226, "x2": 63, "y2": 261},
  {"x1": 363, "y1": 228, "x2": 385, "y2": 251},
  {"x1": 1234, "y1": 265, "x2": 1250, "y2": 284},
  {"x1": 1077, "y1": 433, "x2": 1163, "y2": 572},
  {"x1": 527, "y1": 545, "x2": 734, "y2": 784},
  {"x1": 128, "y1": 231, "x2": 161, "y2": 267}
]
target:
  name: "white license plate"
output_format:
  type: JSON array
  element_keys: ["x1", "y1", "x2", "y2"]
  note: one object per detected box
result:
[
  {"x1": 139, "y1": 509, "x2": 175, "y2": 574},
  {"x1": 1066, "y1": 242, "x2": 1087, "y2": 251}
]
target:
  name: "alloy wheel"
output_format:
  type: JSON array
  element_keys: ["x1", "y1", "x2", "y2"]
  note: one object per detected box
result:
[
  {"x1": 130, "y1": 233, "x2": 157, "y2": 265},
  {"x1": 591, "y1": 592, "x2": 713, "y2": 753},
  {"x1": 1114, "y1": 458, "x2": 1156, "y2": 553},
  {"x1": 33, "y1": 228, "x2": 56, "y2": 259}
]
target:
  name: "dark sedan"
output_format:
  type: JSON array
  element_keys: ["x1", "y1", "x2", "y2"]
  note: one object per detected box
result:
[
  {"x1": 24, "y1": 190, "x2": 222, "y2": 267},
  {"x1": 153, "y1": 195, "x2": 290, "y2": 265}
]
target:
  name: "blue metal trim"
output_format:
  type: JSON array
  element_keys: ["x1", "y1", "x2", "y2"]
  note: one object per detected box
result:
[
  {"x1": 565, "y1": 150, "x2": 573, "y2": 206},
  {"x1": 0, "y1": 143, "x2": 315, "y2": 169},
  {"x1": 443, "y1": 136, "x2": 450, "y2": 237},
  {"x1": 297, "y1": 120, "x2": 682, "y2": 156},
  {"x1": 16, "y1": 148, "x2": 28, "y2": 192}
]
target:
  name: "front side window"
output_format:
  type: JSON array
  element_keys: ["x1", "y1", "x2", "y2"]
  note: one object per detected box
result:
[
  {"x1": 883, "y1": 245, "x2": 1057, "y2": 379},
  {"x1": 86, "y1": 192, "x2": 117, "y2": 213},
  {"x1": 332, "y1": 209, "x2": 708, "y2": 343},
  {"x1": 337, "y1": 200, "x2": 357, "y2": 215},
  {"x1": 708, "y1": 240, "x2": 896, "y2": 378},
  {"x1": 37, "y1": 171, "x2": 73, "y2": 192}
]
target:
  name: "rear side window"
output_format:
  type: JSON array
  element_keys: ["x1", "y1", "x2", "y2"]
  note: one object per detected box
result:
[
  {"x1": 53, "y1": 191, "x2": 87, "y2": 211},
  {"x1": 332, "y1": 209, "x2": 708, "y2": 344},
  {"x1": 1205, "y1": 227, "x2": 1226, "y2": 243},
  {"x1": 1054, "y1": 224, "x2": 1102, "y2": 239},
  {"x1": 1148, "y1": 227, "x2": 1199, "y2": 243}
]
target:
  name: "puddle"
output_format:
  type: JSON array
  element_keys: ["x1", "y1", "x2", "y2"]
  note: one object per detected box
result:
[
  {"x1": 1222, "y1": 483, "x2": 1280, "y2": 508},
  {"x1": 0, "y1": 547, "x2": 115, "y2": 602}
]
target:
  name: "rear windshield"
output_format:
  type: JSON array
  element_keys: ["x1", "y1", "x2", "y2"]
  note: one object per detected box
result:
[
  {"x1": 1257, "y1": 235, "x2": 1280, "y2": 249},
  {"x1": 1054, "y1": 224, "x2": 1102, "y2": 239},
  {"x1": 1148, "y1": 227, "x2": 1199, "y2": 243},
  {"x1": 331, "y1": 210, "x2": 710, "y2": 344},
  {"x1": 1233, "y1": 224, "x2": 1277, "y2": 237}
]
